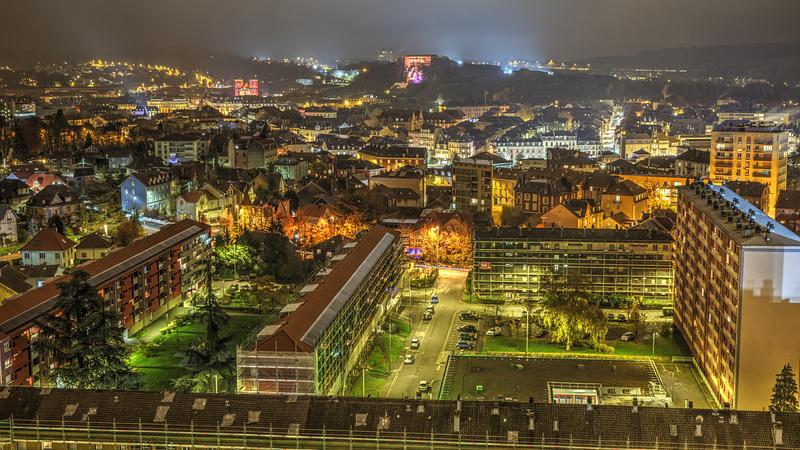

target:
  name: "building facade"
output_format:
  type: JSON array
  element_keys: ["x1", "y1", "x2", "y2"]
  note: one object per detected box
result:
[
  {"x1": 473, "y1": 228, "x2": 673, "y2": 302},
  {"x1": 0, "y1": 220, "x2": 212, "y2": 387},
  {"x1": 154, "y1": 133, "x2": 210, "y2": 163},
  {"x1": 673, "y1": 181, "x2": 800, "y2": 410},
  {"x1": 237, "y1": 226, "x2": 405, "y2": 396},
  {"x1": 709, "y1": 121, "x2": 790, "y2": 215},
  {"x1": 120, "y1": 170, "x2": 173, "y2": 214}
]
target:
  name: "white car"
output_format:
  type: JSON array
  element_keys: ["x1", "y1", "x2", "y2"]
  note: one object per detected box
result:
[
  {"x1": 410, "y1": 338, "x2": 420, "y2": 349},
  {"x1": 404, "y1": 355, "x2": 415, "y2": 364},
  {"x1": 486, "y1": 327, "x2": 502, "y2": 336},
  {"x1": 621, "y1": 332, "x2": 635, "y2": 341},
  {"x1": 418, "y1": 381, "x2": 429, "y2": 392}
]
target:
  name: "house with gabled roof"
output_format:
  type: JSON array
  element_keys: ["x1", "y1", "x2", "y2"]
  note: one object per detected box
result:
[
  {"x1": 0, "y1": 204, "x2": 18, "y2": 243},
  {"x1": 25, "y1": 184, "x2": 83, "y2": 227},
  {"x1": 601, "y1": 179, "x2": 648, "y2": 222},
  {"x1": 74, "y1": 232, "x2": 114, "y2": 263},
  {"x1": 176, "y1": 189, "x2": 221, "y2": 223},
  {"x1": 541, "y1": 198, "x2": 602, "y2": 229},
  {"x1": 120, "y1": 170, "x2": 173, "y2": 214},
  {"x1": 20, "y1": 228, "x2": 77, "y2": 268}
]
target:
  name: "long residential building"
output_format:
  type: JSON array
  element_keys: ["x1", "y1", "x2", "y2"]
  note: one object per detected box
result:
[
  {"x1": 237, "y1": 226, "x2": 405, "y2": 397},
  {"x1": 0, "y1": 220, "x2": 212, "y2": 387},
  {"x1": 472, "y1": 227, "x2": 673, "y2": 302},
  {"x1": 674, "y1": 181, "x2": 800, "y2": 410},
  {"x1": 709, "y1": 121, "x2": 790, "y2": 215}
]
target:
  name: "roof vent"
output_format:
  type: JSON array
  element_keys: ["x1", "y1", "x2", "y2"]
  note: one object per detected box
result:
[
  {"x1": 712, "y1": 201, "x2": 718, "y2": 210},
  {"x1": 247, "y1": 411, "x2": 261, "y2": 424},
  {"x1": 670, "y1": 424, "x2": 678, "y2": 437},
  {"x1": 527, "y1": 410, "x2": 535, "y2": 431},
  {"x1": 154, "y1": 405, "x2": 169, "y2": 423},
  {"x1": 355, "y1": 414, "x2": 368, "y2": 427},
  {"x1": 192, "y1": 398, "x2": 206, "y2": 410},
  {"x1": 695, "y1": 415, "x2": 703, "y2": 437},
  {"x1": 730, "y1": 413, "x2": 738, "y2": 424},
  {"x1": 553, "y1": 419, "x2": 559, "y2": 432},
  {"x1": 736, "y1": 219, "x2": 742, "y2": 229},
  {"x1": 774, "y1": 422, "x2": 783, "y2": 445},
  {"x1": 491, "y1": 403, "x2": 500, "y2": 415}
]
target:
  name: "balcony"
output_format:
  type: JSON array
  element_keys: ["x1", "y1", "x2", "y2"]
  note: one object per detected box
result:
[
  {"x1": 752, "y1": 171, "x2": 771, "y2": 178},
  {"x1": 714, "y1": 162, "x2": 733, "y2": 168}
]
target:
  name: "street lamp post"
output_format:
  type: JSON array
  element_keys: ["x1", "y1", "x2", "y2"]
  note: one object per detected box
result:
[
  {"x1": 525, "y1": 309, "x2": 529, "y2": 357},
  {"x1": 652, "y1": 332, "x2": 657, "y2": 356}
]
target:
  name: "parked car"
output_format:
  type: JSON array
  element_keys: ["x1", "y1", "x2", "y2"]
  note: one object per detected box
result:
[
  {"x1": 423, "y1": 312, "x2": 432, "y2": 321},
  {"x1": 418, "y1": 381, "x2": 430, "y2": 392},
  {"x1": 229, "y1": 284, "x2": 239, "y2": 292},
  {"x1": 404, "y1": 355, "x2": 415, "y2": 364},
  {"x1": 621, "y1": 332, "x2": 635, "y2": 341},
  {"x1": 456, "y1": 341, "x2": 475, "y2": 349},
  {"x1": 534, "y1": 329, "x2": 548, "y2": 338},
  {"x1": 457, "y1": 324, "x2": 477, "y2": 333},
  {"x1": 459, "y1": 312, "x2": 478, "y2": 320},
  {"x1": 240, "y1": 285, "x2": 250, "y2": 292},
  {"x1": 607, "y1": 313, "x2": 616, "y2": 321},
  {"x1": 617, "y1": 314, "x2": 627, "y2": 322},
  {"x1": 486, "y1": 327, "x2": 502, "y2": 337},
  {"x1": 410, "y1": 338, "x2": 420, "y2": 349},
  {"x1": 430, "y1": 295, "x2": 438, "y2": 303},
  {"x1": 459, "y1": 333, "x2": 476, "y2": 341}
]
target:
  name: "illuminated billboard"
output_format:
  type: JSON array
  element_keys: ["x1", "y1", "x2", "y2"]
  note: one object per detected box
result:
[
  {"x1": 234, "y1": 79, "x2": 259, "y2": 96},
  {"x1": 403, "y1": 55, "x2": 432, "y2": 84}
]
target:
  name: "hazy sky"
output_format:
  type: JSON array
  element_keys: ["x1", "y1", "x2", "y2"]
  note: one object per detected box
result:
[{"x1": 4, "y1": 0, "x2": 800, "y2": 62}]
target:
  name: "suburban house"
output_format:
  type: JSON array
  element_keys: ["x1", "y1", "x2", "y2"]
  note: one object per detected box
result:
[
  {"x1": 20, "y1": 228, "x2": 77, "y2": 268},
  {"x1": 0, "y1": 204, "x2": 18, "y2": 243},
  {"x1": 176, "y1": 189, "x2": 221, "y2": 223},
  {"x1": 26, "y1": 184, "x2": 83, "y2": 228},
  {"x1": 121, "y1": 170, "x2": 173, "y2": 214},
  {"x1": 601, "y1": 179, "x2": 648, "y2": 222},
  {"x1": 75, "y1": 232, "x2": 114, "y2": 263},
  {"x1": 541, "y1": 198, "x2": 603, "y2": 229}
]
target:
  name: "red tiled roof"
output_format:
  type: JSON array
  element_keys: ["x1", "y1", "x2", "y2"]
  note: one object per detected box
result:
[
  {"x1": 0, "y1": 220, "x2": 211, "y2": 338},
  {"x1": 20, "y1": 228, "x2": 76, "y2": 252},
  {"x1": 178, "y1": 189, "x2": 218, "y2": 203}
]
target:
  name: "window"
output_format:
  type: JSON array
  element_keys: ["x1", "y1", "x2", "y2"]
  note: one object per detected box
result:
[
  {"x1": 3, "y1": 342, "x2": 8, "y2": 351},
  {"x1": 39, "y1": 253, "x2": 46, "y2": 259}
]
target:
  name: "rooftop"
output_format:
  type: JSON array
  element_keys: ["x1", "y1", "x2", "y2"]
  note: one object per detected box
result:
[{"x1": 681, "y1": 181, "x2": 800, "y2": 247}]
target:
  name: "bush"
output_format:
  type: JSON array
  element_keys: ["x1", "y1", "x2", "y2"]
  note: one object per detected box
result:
[
  {"x1": 657, "y1": 321, "x2": 673, "y2": 337},
  {"x1": 662, "y1": 307, "x2": 674, "y2": 317},
  {"x1": 140, "y1": 343, "x2": 157, "y2": 358},
  {"x1": 595, "y1": 343, "x2": 615, "y2": 354}
]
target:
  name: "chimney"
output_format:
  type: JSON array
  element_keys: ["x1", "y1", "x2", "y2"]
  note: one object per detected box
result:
[
  {"x1": 527, "y1": 410, "x2": 535, "y2": 430},
  {"x1": 774, "y1": 422, "x2": 783, "y2": 445},
  {"x1": 553, "y1": 419, "x2": 559, "y2": 432},
  {"x1": 695, "y1": 416, "x2": 703, "y2": 437}
]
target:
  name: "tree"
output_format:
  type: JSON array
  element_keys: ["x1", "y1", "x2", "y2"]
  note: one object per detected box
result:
[
  {"x1": 178, "y1": 262, "x2": 234, "y2": 393},
  {"x1": 11, "y1": 122, "x2": 29, "y2": 162},
  {"x1": 246, "y1": 275, "x2": 291, "y2": 314},
  {"x1": 771, "y1": 363, "x2": 799, "y2": 412},
  {"x1": 114, "y1": 219, "x2": 144, "y2": 246},
  {"x1": 47, "y1": 215, "x2": 66, "y2": 236},
  {"x1": 37, "y1": 270, "x2": 137, "y2": 389},
  {"x1": 539, "y1": 271, "x2": 608, "y2": 351},
  {"x1": 499, "y1": 206, "x2": 539, "y2": 228},
  {"x1": 626, "y1": 299, "x2": 649, "y2": 342}
]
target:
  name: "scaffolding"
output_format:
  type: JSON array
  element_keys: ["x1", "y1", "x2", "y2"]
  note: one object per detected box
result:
[{"x1": 236, "y1": 350, "x2": 315, "y2": 395}]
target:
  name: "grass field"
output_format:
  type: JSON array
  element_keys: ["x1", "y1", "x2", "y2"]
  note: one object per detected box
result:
[
  {"x1": 129, "y1": 314, "x2": 263, "y2": 391},
  {"x1": 348, "y1": 322, "x2": 410, "y2": 398},
  {"x1": 483, "y1": 334, "x2": 683, "y2": 358}
]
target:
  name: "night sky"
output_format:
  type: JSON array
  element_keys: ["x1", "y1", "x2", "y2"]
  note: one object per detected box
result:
[{"x1": 5, "y1": 0, "x2": 800, "y2": 62}]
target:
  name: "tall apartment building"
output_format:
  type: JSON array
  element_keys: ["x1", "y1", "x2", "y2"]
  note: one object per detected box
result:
[
  {"x1": 237, "y1": 226, "x2": 405, "y2": 396},
  {"x1": 674, "y1": 181, "x2": 800, "y2": 410},
  {"x1": 0, "y1": 220, "x2": 212, "y2": 387},
  {"x1": 452, "y1": 153, "x2": 511, "y2": 213},
  {"x1": 472, "y1": 227, "x2": 673, "y2": 302},
  {"x1": 709, "y1": 121, "x2": 790, "y2": 216}
]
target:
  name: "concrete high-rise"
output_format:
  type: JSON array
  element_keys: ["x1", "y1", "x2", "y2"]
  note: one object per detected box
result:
[
  {"x1": 674, "y1": 181, "x2": 800, "y2": 410},
  {"x1": 709, "y1": 121, "x2": 790, "y2": 216}
]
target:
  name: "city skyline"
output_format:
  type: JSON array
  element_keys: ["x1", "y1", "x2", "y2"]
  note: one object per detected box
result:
[{"x1": 3, "y1": 0, "x2": 800, "y2": 63}]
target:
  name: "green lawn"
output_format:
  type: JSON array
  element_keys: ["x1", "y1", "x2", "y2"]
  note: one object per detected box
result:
[
  {"x1": 483, "y1": 334, "x2": 683, "y2": 359},
  {"x1": 129, "y1": 313, "x2": 263, "y2": 391},
  {"x1": 349, "y1": 374, "x2": 385, "y2": 398},
  {"x1": 0, "y1": 243, "x2": 23, "y2": 256}
]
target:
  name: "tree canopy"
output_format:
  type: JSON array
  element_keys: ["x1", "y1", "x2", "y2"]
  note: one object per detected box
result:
[
  {"x1": 771, "y1": 363, "x2": 799, "y2": 412},
  {"x1": 38, "y1": 269, "x2": 137, "y2": 389},
  {"x1": 539, "y1": 271, "x2": 608, "y2": 351}
]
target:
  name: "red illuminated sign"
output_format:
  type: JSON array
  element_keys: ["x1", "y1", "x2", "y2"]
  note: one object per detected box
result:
[{"x1": 235, "y1": 79, "x2": 259, "y2": 96}]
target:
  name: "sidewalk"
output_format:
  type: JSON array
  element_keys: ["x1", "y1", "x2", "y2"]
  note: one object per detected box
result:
[{"x1": 126, "y1": 306, "x2": 193, "y2": 345}]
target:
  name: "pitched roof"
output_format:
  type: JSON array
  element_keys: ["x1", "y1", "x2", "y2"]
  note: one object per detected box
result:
[
  {"x1": 723, "y1": 181, "x2": 767, "y2": 199},
  {"x1": 0, "y1": 220, "x2": 211, "y2": 338},
  {"x1": 75, "y1": 232, "x2": 113, "y2": 250},
  {"x1": 27, "y1": 184, "x2": 81, "y2": 206},
  {"x1": 0, "y1": 266, "x2": 32, "y2": 295},
  {"x1": 178, "y1": 189, "x2": 218, "y2": 203},
  {"x1": 256, "y1": 226, "x2": 401, "y2": 352},
  {"x1": 20, "y1": 228, "x2": 77, "y2": 252},
  {"x1": 676, "y1": 149, "x2": 710, "y2": 164},
  {"x1": 775, "y1": 190, "x2": 800, "y2": 211},
  {"x1": 603, "y1": 179, "x2": 647, "y2": 197},
  {"x1": 130, "y1": 170, "x2": 171, "y2": 187}
]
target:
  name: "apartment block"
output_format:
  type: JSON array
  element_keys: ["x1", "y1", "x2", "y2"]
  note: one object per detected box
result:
[
  {"x1": 674, "y1": 181, "x2": 800, "y2": 410},
  {"x1": 154, "y1": 133, "x2": 210, "y2": 163},
  {"x1": 472, "y1": 227, "x2": 673, "y2": 302},
  {"x1": 0, "y1": 220, "x2": 212, "y2": 387},
  {"x1": 709, "y1": 121, "x2": 790, "y2": 215},
  {"x1": 237, "y1": 226, "x2": 405, "y2": 396}
]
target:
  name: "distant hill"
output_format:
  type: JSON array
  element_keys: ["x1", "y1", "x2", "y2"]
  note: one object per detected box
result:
[{"x1": 579, "y1": 42, "x2": 800, "y2": 80}]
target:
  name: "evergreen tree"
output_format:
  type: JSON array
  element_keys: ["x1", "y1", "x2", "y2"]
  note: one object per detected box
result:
[
  {"x1": 38, "y1": 270, "x2": 138, "y2": 389},
  {"x1": 771, "y1": 363, "x2": 799, "y2": 412},
  {"x1": 85, "y1": 132, "x2": 93, "y2": 148},
  {"x1": 177, "y1": 261, "x2": 234, "y2": 393},
  {"x1": 12, "y1": 122, "x2": 29, "y2": 162},
  {"x1": 47, "y1": 215, "x2": 66, "y2": 236}
]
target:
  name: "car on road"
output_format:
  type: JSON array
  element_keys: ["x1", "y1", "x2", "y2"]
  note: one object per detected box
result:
[
  {"x1": 486, "y1": 327, "x2": 502, "y2": 337},
  {"x1": 607, "y1": 313, "x2": 616, "y2": 321},
  {"x1": 621, "y1": 332, "x2": 635, "y2": 341},
  {"x1": 534, "y1": 329, "x2": 548, "y2": 338},
  {"x1": 430, "y1": 295, "x2": 438, "y2": 303},
  {"x1": 410, "y1": 338, "x2": 420, "y2": 349},
  {"x1": 425, "y1": 305, "x2": 435, "y2": 314},
  {"x1": 403, "y1": 355, "x2": 415, "y2": 364},
  {"x1": 459, "y1": 333, "x2": 476, "y2": 341},
  {"x1": 418, "y1": 381, "x2": 430, "y2": 392},
  {"x1": 459, "y1": 312, "x2": 478, "y2": 320},
  {"x1": 617, "y1": 314, "x2": 627, "y2": 322},
  {"x1": 456, "y1": 341, "x2": 475, "y2": 349},
  {"x1": 457, "y1": 324, "x2": 477, "y2": 333},
  {"x1": 423, "y1": 312, "x2": 432, "y2": 321}
]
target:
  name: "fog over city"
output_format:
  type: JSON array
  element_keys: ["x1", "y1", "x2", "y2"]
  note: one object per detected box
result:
[{"x1": 4, "y1": 0, "x2": 800, "y2": 62}]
